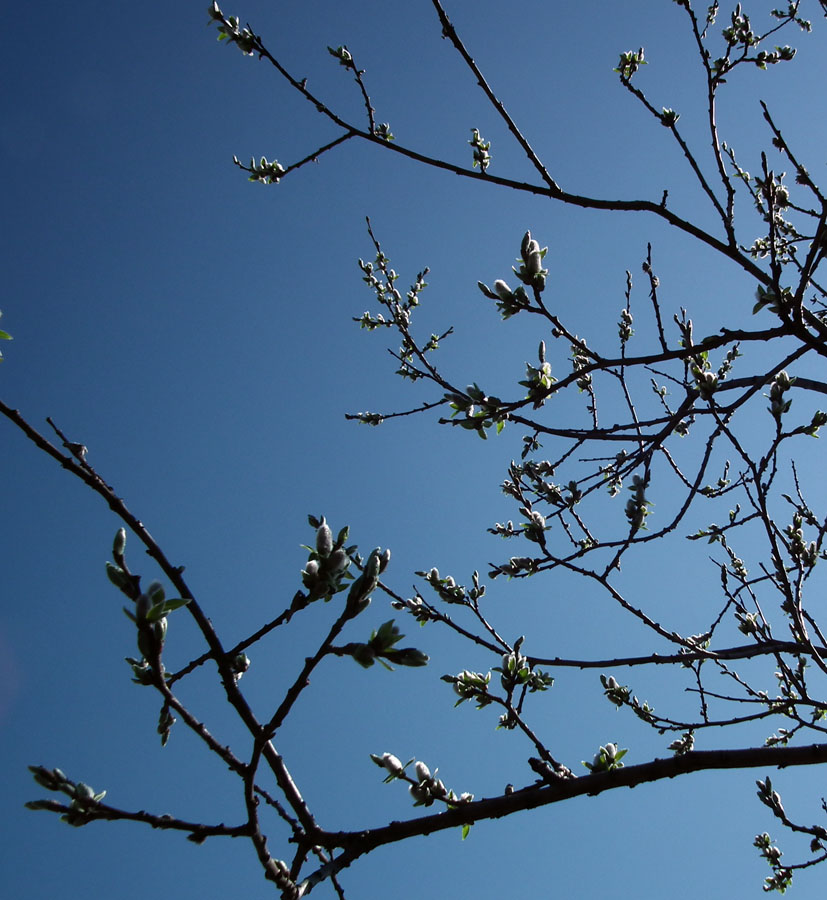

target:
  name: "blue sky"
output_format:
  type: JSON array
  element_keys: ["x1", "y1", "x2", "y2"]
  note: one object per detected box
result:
[{"x1": 3, "y1": 1, "x2": 827, "y2": 897}]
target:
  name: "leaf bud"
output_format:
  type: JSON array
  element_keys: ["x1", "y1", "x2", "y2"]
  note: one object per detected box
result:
[
  {"x1": 106, "y1": 563, "x2": 130, "y2": 590},
  {"x1": 135, "y1": 592, "x2": 152, "y2": 622},
  {"x1": 350, "y1": 643, "x2": 375, "y2": 667},
  {"x1": 29, "y1": 765, "x2": 65, "y2": 790},
  {"x1": 364, "y1": 548, "x2": 382, "y2": 579},
  {"x1": 774, "y1": 370, "x2": 791, "y2": 390},
  {"x1": 393, "y1": 647, "x2": 429, "y2": 667},
  {"x1": 231, "y1": 652, "x2": 250, "y2": 678}
]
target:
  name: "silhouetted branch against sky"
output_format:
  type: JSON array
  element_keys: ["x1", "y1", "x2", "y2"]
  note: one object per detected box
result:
[{"x1": 4, "y1": 2, "x2": 827, "y2": 898}]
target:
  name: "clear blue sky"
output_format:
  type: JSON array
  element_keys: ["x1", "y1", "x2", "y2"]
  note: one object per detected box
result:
[{"x1": 3, "y1": 1, "x2": 827, "y2": 898}]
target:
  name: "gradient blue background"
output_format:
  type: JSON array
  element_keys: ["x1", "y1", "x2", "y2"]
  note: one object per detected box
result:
[{"x1": 3, "y1": 1, "x2": 827, "y2": 897}]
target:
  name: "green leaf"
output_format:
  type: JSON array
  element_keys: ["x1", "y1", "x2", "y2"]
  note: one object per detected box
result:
[
  {"x1": 374, "y1": 619, "x2": 403, "y2": 648},
  {"x1": 461, "y1": 823, "x2": 471, "y2": 840},
  {"x1": 145, "y1": 582, "x2": 165, "y2": 605},
  {"x1": 145, "y1": 598, "x2": 190, "y2": 621},
  {"x1": 0, "y1": 330, "x2": 12, "y2": 340}
]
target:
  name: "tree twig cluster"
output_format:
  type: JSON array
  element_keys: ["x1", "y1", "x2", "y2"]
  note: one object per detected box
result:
[{"x1": 7, "y1": 1, "x2": 827, "y2": 896}]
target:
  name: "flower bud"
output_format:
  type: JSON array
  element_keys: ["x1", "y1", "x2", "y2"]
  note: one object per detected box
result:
[
  {"x1": 526, "y1": 250, "x2": 543, "y2": 276},
  {"x1": 316, "y1": 520, "x2": 333, "y2": 556},
  {"x1": 415, "y1": 761, "x2": 431, "y2": 782},
  {"x1": 303, "y1": 559, "x2": 320, "y2": 577},
  {"x1": 493, "y1": 280, "x2": 512, "y2": 301},
  {"x1": 73, "y1": 783, "x2": 95, "y2": 801},
  {"x1": 409, "y1": 783, "x2": 428, "y2": 804},
  {"x1": 381, "y1": 753, "x2": 404, "y2": 775},
  {"x1": 328, "y1": 548, "x2": 348, "y2": 574}
]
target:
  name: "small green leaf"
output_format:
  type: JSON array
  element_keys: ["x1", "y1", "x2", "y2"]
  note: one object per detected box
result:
[
  {"x1": 145, "y1": 598, "x2": 190, "y2": 621},
  {"x1": 461, "y1": 823, "x2": 471, "y2": 840},
  {"x1": 146, "y1": 582, "x2": 165, "y2": 604}
]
